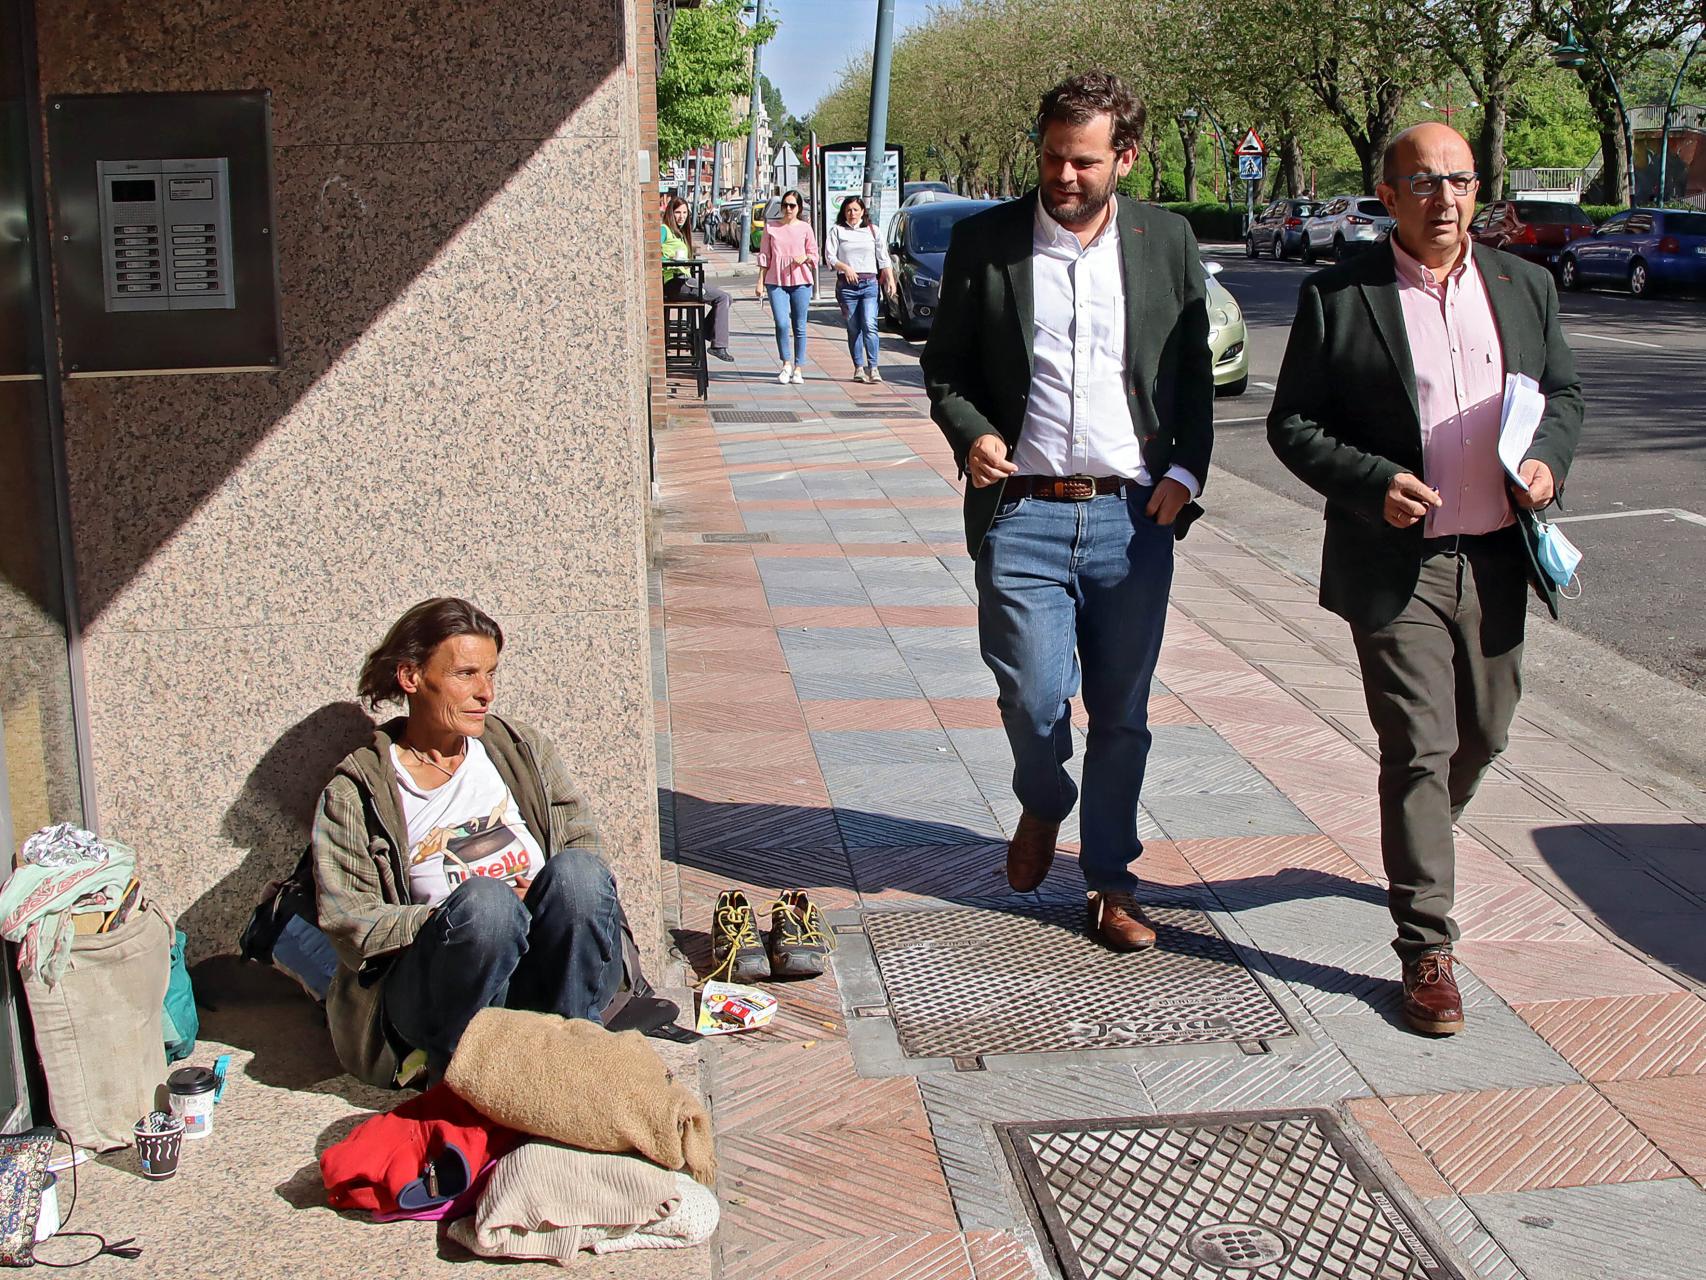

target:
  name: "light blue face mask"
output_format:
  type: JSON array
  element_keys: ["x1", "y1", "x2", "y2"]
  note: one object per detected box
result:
[{"x1": 1534, "y1": 519, "x2": 1582, "y2": 599}]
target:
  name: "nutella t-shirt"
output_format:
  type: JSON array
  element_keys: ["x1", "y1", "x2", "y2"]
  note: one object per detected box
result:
[{"x1": 392, "y1": 738, "x2": 547, "y2": 907}]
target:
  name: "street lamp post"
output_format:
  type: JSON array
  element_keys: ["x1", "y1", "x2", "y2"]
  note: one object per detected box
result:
[
  {"x1": 1658, "y1": 27, "x2": 1704, "y2": 205},
  {"x1": 863, "y1": 0, "x2": 898, "y2": 230},
  {"x1": 1551, "y1": 22, "x2": 1635, "y2": 209},
  {"x1": 738, "y1": 0, "x2": 767, "y2": 263}
]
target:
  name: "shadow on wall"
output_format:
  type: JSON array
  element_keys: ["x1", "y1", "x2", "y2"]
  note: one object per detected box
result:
[
  {"x1": 177, "y1": 700, "x2": 375, "y2": 955},
  {"x1": 1532, "y1": 822, "x2": 1706, "y2": 985},
  {"x1": 24, "y1": 1, "x2": 631, "y2": 625}
]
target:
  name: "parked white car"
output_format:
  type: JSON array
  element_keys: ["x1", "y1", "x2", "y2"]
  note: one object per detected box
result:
[{"x1": 1302, "y1": 195, "x2": 1395, "y2": 262}]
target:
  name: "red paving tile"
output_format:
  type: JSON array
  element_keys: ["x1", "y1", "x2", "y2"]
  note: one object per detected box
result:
[
  {"x1": 1387, "y1": 1083, "x2": 1682, "y2": 1194},
  {"x1": 847, "y1": 843, "x2": 1023, "y2": 904},
  {"x1": 713, "y1": 1044, "x2": 961, "y2": 1267},
  {"x1": 1515, "y1": 993, "x2": 1706, "y2": 1081},
  {"x1": 876, "y1": 605, "x2": 981, "y2": 627},
  {"x1": 671, "y1": 765, "x2": 831, "y2": 808},
  {"x1": 752, "y1": 541, "x2": 944, "y2": 558},
  {"x1": 1175, "y1": 834, "x2": 1372, "y2": 887},
  {"x1": 1450, "y1": 881, "x2": 1598, "y2": 943},
  {"x1": 667, "y1": 700, "x2": 807, "y2": 733},
  {"x1": 1454, "y1": 937, "x2": 1685, "y2": 1004},
  {"x1": 1344, "y1": 1097, "x2": 1453, "y2": 1199},
  {"x1": 770, "y1": 605, "x2": 884, "y2": 627},
  {"x1": 719, "y1": 1232, "x2": 978, "y2": 1280},
  {"x1": 674, "y1": 849, "x2": 858, "y2": 917},
  {"x1": 667, "y1": 671, "x2": 801, "y2": 702},
  {"x1": 929, "y1": 698, "x2": 1006, "y2": 729},
  {"x1": 1601, "y1": 1075, "x2": 1706, "y2": 1177},
  {"x1": 669, "y1": 730, "x2": 818, "y2": 768},
  {"x1": 803, "y1": 700, "x2": 945, "y2": 731},
  {"x1": 966, "y1": 1233, "x2": 1039, "y2": 1280}
]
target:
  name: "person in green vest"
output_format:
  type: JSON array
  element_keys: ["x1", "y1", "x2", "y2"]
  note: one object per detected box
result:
[{"x1": 662, "y1": 196, "x2": 733, "y2": 362}]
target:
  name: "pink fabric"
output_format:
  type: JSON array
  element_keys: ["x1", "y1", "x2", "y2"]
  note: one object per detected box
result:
[
  {"x1": 1391, "y1": 239, "x2": 1513, "y2": 537},
  {"x1": 758, "y1": 220, "x2": 819, "y2": 287}
]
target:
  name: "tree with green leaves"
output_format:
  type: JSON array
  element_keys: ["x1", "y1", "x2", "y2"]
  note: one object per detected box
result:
[{"x1": 657, "y1": 0, "x2": 777, "y2": 161}]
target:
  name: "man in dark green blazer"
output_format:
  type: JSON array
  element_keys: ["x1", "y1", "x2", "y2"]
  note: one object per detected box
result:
[
  {"x1": 922, "y1": 71, "x2": 1214, "y2": 951},
  {"x1": 1268, "y1": 123, "x2": 1583, "y2": 1036}
]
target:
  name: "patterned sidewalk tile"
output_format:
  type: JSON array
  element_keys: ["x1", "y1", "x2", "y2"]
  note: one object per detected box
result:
[
  {"x1": 711, "y1": 1044, "x2": 960, "y2": 1264},
  {"x1": 717, "y1": 1231, "x2": 996, "y2": 1280},
  {"x1": 673, "y1": 847, "x2": 858, "y2": 913},
  {"x1": 673, "y1": 796, "x2": 843, "y2": 851},
  {"x1": 671, "y1": 763, "x2": 831, "y2": 809},
  {"x1": 1345, "y1": 1096, "x2": 1454, "y2": 1199},
  {"x1": 1515, "y1": 992, "x2": 1706, "y2": 1081},
  {"x1": 1463, "y1": 1178, "x2": 1706, "y2": 1279},
  {"x1": 1455, "y1": 937, "x2": 1684, "y2": 1005},
  {"x1": 1133, "y1": 1039, "x2": 1369, "y2": 1112},
  {"x1": 1421, "y1": 1197, "x2": 1525, "y2": 1280},
  {"x1": 804, "y1": 699, "x2": 947, "y2": 731},
  {"x1": 1387, "y1": 1083, "x2": 1681, "y2": 1195},
  {"x1": 1450, "y1": 880, "x2": 1599, "y2": 944},
  {"x1": 846, "y1": 843, "x2": 1051, "y2": 906},
  {"x1": 1316, "y1": 1001, "x2": 1582, "y2": 1096},
  {"x1": 1600, "y1": 1075, "x2": 1706, "y2": 1176}
]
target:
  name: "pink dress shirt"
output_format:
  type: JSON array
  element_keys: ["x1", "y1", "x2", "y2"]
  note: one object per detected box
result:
[
  {"x1": 757, "y1": 220, "x2": 819, "y2": 287},
  {"x1": 1391, "y1": 239, "x2": 1513, "y2": 537}
]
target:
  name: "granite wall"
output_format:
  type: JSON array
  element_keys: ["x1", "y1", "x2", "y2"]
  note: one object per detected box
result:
[{"x1": 33, "y1": 1, "x2": 662, "y2": 960}]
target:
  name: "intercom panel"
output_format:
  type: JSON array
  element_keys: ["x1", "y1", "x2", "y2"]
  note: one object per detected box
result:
[
  {"x1": 98, "y1": 158, "x2": 236, "y2": 312},
  {"x1": 48, "y1": 91, "x2": 280, "y2": 374}
]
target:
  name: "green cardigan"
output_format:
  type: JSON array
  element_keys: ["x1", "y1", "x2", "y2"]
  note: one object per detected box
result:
[
  {"x1": 1267, "y1": 239, "x2": 1584, "y2": 631},
  {"x1": 311, "y1": 714, "x2": 602, "y2": 1087},
  {"x1": 920, "y1": 192, "x2": 1216, "y2": 559}
]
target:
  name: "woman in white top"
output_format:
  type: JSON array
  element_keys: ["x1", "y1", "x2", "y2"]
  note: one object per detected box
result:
[{"x1": 823, "y1": 195, "x2": 894, "y2": 383}]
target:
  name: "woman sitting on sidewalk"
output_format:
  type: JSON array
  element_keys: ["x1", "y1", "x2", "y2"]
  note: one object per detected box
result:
[
  {"x1": 754, "y1": 189, "x2": 817, "y2": 384},
  {"x1": 662, "y1": 196, "x2": 733, "y2": 362},
  {"x1": 313, "y1": 597, "x2": 659, "y2": 1087},
  {"x1": 824, "y1": 195, "x2": 894, "y2": 383}
]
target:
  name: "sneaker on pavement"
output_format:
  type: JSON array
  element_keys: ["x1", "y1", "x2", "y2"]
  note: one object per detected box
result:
[
  {"x1": 790, "y1": 366, "x2": 805, "y2": 384},
  {"x1": 708, "y1": 890, "x2": 769, "y2": 983},
  {"x1": 776, "y1": 364, "x2": 792, "y2": 385},
  {"x1": 852, "y1": 367, "x2": 869, "y2": 383},
  {"x1": 868, "y1": 366, "x2": 883, "y2": 382},
  {"x1": 767, "y1": 889, "x2": 834, "y2": 978}
]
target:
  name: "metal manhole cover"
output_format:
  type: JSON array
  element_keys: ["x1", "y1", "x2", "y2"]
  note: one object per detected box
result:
[
  {"x1": 863, "y1": 903, "x2": 1294, "y2": 1058},
  {"x1": 710, "y1": 409, "x2": 800, "y2": 423},
  {"x1": 699, "y1": 532, "x2": 771, "y2": 543},
  {"x1": 1002, "y1": 1110, "x2": 1465, "y2": 1280}
]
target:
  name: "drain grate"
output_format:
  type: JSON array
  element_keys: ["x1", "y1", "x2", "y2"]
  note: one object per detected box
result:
[
  {"x1": 1002, "y1": 1109, "x2": 1466, "y2": 1280},
  {"x1": 863, "y1": 902, "x2": 1294, "y2": 1059},
  {"x1": 711, "y1": 409, "x2": 801, "y2": 423},
  {"x1": 699, "y1": 531, "x2": 772, "y2": 543}
]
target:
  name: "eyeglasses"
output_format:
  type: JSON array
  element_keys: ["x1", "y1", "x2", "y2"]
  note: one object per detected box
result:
[{"x1": 1394, "y1": 171, "x2": 1479, "y2": 197}]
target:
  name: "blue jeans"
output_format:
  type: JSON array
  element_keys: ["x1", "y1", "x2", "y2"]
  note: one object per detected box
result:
[
  {"x1": 383, "y1": 849, "x2": 623, "y2": 1076},
  {"x1": 836, "y1": 276, "x2": 880, "y2": 368},
  {"x1": 766, "y1": 282, "x2": 811, "y2": 365},
  {"x1": 975, "y1": 485, "x2": 1175, "y2": 892}
]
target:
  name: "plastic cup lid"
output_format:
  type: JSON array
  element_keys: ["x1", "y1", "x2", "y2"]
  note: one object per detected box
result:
[{"x1": 167, "y1": 1066, "x2": 219, "y2": 1095}]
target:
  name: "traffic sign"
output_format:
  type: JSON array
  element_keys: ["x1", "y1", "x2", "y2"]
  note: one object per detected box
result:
[
  {"x1": 1235, "y1": 128, "x2": 1267, "y2": 157},
  {"x1": 1238, "y1": 155, "x2": 1266, "y2": 182}
]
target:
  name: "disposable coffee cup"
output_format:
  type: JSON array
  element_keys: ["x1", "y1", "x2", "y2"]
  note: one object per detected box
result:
[
  {"x1": 166, "y1": 1065, "x2": 219, "y2": 1139},
  {"x1": 135, "y1": 1112, "x2": 184, "y2": 1179}
]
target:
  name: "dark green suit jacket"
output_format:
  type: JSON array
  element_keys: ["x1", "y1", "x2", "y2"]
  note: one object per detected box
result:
[
  {"x1": 920, "y1": 193, "x2": 1216, "y2": 558},
  {"x1": 1267, "y1": 239, "x2": 1583, "y2": 631}
]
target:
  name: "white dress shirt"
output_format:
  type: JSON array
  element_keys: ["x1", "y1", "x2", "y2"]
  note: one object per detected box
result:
[{"x1": 1010, "y1": 202, "x2": 1201, "y2": 496}]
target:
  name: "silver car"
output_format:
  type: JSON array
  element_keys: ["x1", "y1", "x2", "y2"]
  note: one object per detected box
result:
[{"x1": 1303, "y1": 195, "x2": 1394, "y2": 262}]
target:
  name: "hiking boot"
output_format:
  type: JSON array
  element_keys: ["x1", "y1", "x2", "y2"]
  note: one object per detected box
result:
[
  {"x1": 767, "y1": 889, "x2": 834, "y2": 978},
  {"x1": 708, "y1": 890, "x2": 768, "y2": 983}
]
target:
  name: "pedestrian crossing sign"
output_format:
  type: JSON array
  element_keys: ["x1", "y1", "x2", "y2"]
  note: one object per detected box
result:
[{"x1": 1239, "y1": 154, "x2": 1265, "y2": 182}]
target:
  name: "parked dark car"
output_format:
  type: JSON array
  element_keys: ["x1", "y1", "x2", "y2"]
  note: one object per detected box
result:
[
  {"x1": 1245, "y1": 198, "x2": 1319, "y2": 259},
  {"x1": 882, "y1": 198, "x2": 999, "y2": 337},
  {"x1": 1468, "y1": 200, "x2": 1595, "y2": 269},
  {"x1": 1559, "y1": 207, "x2": 1706, "y2": 297},
  {"x1": 902, "y1": 180, "x2": 954, "y2": 202}
]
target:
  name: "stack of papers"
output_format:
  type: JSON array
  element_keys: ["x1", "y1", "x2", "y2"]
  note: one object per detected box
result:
[{"x1": 1499, "y1": 373, "x2": 1546, "y2": 490}]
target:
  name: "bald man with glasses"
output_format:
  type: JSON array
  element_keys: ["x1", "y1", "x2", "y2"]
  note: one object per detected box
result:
[{"x1": 1268, "y1": 123, "x2": 1582, "y2": 1037}]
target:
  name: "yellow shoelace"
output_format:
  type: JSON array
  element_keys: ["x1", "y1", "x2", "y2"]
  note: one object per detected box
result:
[{"x1": 700, "y1": 899, "x2": 763, "y2": 986}]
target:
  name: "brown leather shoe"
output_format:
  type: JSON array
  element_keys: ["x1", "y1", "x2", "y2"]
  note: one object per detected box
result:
[
  {"x1": 1006, "y1": 812, "x2": 1059, "y2": 891},
  {"x1": 1401, "y1": 950, "x2": 1465, "y2": 1035},
  {"x1": 1087, "y1": 891, "x2": 1158, "y2": 952}
]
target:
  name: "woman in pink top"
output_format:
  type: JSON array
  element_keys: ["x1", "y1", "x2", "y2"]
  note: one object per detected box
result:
[{"x1": 754, "y1": 191, "x2": 818, "y2": 383}]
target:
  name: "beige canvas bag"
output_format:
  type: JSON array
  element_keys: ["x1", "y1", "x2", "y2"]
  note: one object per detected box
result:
[{"x1": 21, "y1": 902, "x2": 170, "y2": 1150}]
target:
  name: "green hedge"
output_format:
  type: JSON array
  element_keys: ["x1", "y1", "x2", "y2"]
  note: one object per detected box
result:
[
  {"x1": 1582, "y1": 203, "x2": 1622, "y2": 224},
  {"x1": 1156, "y1": 201, "x2": 1246, "y2": 242}
]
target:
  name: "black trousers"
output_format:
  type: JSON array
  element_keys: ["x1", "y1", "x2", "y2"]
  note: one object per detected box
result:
[{"x1": 664, "y1": 277, "x2": 732, "y2": 349}]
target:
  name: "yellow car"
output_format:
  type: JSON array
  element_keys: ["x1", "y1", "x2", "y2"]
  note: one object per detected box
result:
[{"x1": 1205, "y1": 261, "x2": 1248, "y2": 396}]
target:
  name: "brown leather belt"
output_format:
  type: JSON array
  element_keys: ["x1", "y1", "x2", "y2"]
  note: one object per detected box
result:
[{"x1": 1006, "y1": 474, "x2": 1132, "y2": 501}]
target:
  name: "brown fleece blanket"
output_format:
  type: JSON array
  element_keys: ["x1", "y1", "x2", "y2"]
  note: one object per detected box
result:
[{"x1": 446, "y1": 1010, "x2": 715, "y2": 1186}]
